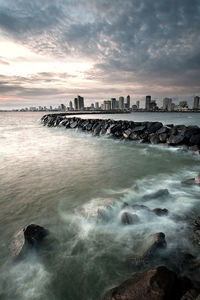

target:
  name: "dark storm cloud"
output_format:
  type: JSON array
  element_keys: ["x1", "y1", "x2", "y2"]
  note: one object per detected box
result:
[{"x1": 0, "y1": 0, "x2": 199, "y2": 94}]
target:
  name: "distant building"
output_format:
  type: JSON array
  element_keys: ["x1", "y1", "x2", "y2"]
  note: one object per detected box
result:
[
  {"x1": 111, "y1": 98, "x2": 117, "y2": 110},
  {"x1": 60, "y1": 104, "x2": 66, "y2": 112},
  {"x1": 104, "y1": 100, "x2": 111, "y2": 110},
  {"x1": 145, "y1": 95, "x2": 151, "y2": 111},
  {"x1": 163, "y1": 98, "x2": 172, "y2": 111},
  {"x1": 126, "y1": 95, "x2": 130, "y2": 109},
  {"x1": 77, "y1": 95, "x2": 84, "y2": 110},
  {"x1": 136, "y1": 101, "x2": 140, "y2": 109},
  {"x1": 91, "y1": 103, "x2": 94, "y2": 109},
  {"x1": 119, "y1": 96, "x2": 124, "y2": 109},
  {"x1": 193, "y1": 96, "x2": 199, "y2": 110},
  {"x1": 69, "y1": 101, "x2": 73, "y2": 110},
  {"x1": 50, "y1": 106, "x2": 53, "y2": 111},
  {"x1": 74, "y1": 98, "x2": 78, "y2": 110},
  {"x1": 150, "y1": 100, "x2": 158, "y2": 111},
  {"x1": 95, "y1": 102, "x2": 99, "y2": 109}
]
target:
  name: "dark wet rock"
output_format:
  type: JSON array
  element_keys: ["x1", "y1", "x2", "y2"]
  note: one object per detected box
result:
[
  {"x1": 166, "y1": 124, "x2": 174, "y2": 128},
  {"x1": 167, "y1": 134, "x2": 185, "y2": 145},
  {"x1": 132, "y1": 126, "x2": 146, "y2": 133},
  {"x1": 159, "y1": 133, "x2": 168, "y2": 143},
  {"x1": 123, "y1": 129, "x2": 132, "y2": 139},
  {"x1": 102, "y1": 266, "x2": 193, "y2": 300},
  {"x1": 93, "y1": 124, "x2": 102, "y2": 135},
  {"x1": 184, "y1": 127, "x2": 200, "y2": 141},
  {"x1": 70, "y1": 121, "x2": 78, "y2": 128},
  {"x1": 181, "y1": 178, "x2": 195, "y2": 185},
  {"x1": 157, "y1": 126, "x2": 169, "y2": 135},
  {"x1": 12, "y1": 224, "x2": 48, "y2": 259},
  {"x1": 152, "y1": 208, "x2": 168, "y2": 216},
  {"x1": 140, "y1": 232, "x2": 166, "y2": 258},
  {"x1": 142, "y1": 189, "x2": 170, "y2": 201},
  {"x1": 149, "y1": 134, "x2": 160, "y2": 144},
  {"x1": 146, "y1": 122, "x2": 163, "y2": 134},
  {"x1": 190, "y1": 134, "x2": 200, "y2": 146},
  {"x1": 121, "y1": 212, "x2": 140, "y2": 225},
  {"x1": 131, "y1": 204, "x2": 151, "y2": 211},
  {"x1": 129, "y1": 133, "x2": 139, "y2": 140}
]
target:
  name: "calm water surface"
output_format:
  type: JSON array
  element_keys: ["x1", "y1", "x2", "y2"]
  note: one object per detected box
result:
[{"x1": 0, "y1": 112, "x2": 200, "y2": 300}]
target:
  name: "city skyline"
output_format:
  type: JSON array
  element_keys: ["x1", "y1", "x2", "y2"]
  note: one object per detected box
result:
[{"x1": 0, "y1": 0, "x2": 200, "y2": 109}]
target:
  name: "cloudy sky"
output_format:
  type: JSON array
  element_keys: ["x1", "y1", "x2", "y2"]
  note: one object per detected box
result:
[{"x1": 0, "y1": 0, "x2": 199, "y2": 109}]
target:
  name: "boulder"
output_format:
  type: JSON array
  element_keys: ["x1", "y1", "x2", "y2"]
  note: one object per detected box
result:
[
  {"x1": 129, "y1": 133, "x2": 140, "y2": 141},
  {"x1": 123, "y1": 129, "x2": 132, "y2": 139},
  {"x1": 167, "y1": 134, "x2": 185, "y2": 145},
  {"x1": 190, "y1": 134, "x2": 200, "y2": 146},
  {"x1": 152, "y1": 208, "x2": 168, "y2": 216},
  {"x1": 184, "y1": 127, "x2": 200, "y2": 141},
  {"x1": 147, "y1": 122, "x2": 163, "y2": 134},
  {"x1": 159, "y1": 133, "x2": 168, "y2": 143},
  {"x1": 70, "y1": 121, "x2": 78, "y2": 128},
  {"x1": 142, "y1": 189, "x2": 170, "y2": 201},
  {"x1": 181, "y1": 289, "x2": 199, "y2": 300},
  {"x1": 140, "y1": 232, "x2": 166, "y2": 258},
  {"x1": 11, "y1": 224, "x2": 48, "y2": 259},
  {"x1": 132, "y1": 126, "x2": 146, "y2": 133},
  {"x1": 93, "y1": 124, "x2": 102, "y2": 135},
  {"x1": 181, "y1": 178, "x2": 195, "y2": 185},
  {"x1": 121, "y1": 212, "x2": 140, "y2": 225},
  {"x1": 149, "y1": 134, "x2": 160, "y2": 144},
  {"x1": 102, "y1": 266, "x2": 193, "y2": 300},
  {"x1": 157, "y1": 127, "x2": 169, "y2": 135}
]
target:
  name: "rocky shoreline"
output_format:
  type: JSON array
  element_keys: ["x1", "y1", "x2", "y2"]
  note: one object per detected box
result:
[
  {"x1": 14, "y1": 114, "x2": 198, "y2": 299},
  {"x1": 41, "y1": 114, "x2": 200, "y2": 155}
]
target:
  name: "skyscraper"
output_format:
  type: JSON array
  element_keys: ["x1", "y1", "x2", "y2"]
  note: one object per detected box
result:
[
  {"x1": 136, "y1": 100, "x2": 140, "y2": 109},
  {"x1": 104, "y1": 100, "x2": 111, "y2": 110},
  {"x1": 74, "y1": 98, "x2": 78, "y2": 110},
  {"x1": 163, "y1": 98, "x2": 172, "y2": 111},
  {"x1": 119, "y1": 96, "x2": 124, "y2": 109},
  {"x1": 193, "y1": 96, "x2": 199, "y2": 109},
  {"x1": 126, "y1": 95, "x2": 130, "y2": 109},
  {"x1": 111, "y1": 98, "x2": 117, "y2": 110},
  {"x1": 77, "y1": 95, "x2": 84, "y2": 110},
  {"x1": 69, "y1": 101, "x2": 73, "y2": 110},
  {"x1": 95, "y1": 102, "x2": 99, "y2": 109},
  {"x1": 60, "y1": 104, "x2": 66, "y2": 111},
  {"x1": 145, "y1": 95, "x2": 151, "y2": 111}
]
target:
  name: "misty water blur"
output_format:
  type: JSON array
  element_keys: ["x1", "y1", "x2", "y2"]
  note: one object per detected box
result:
[{"x1": 0, "y1": 112, "x2": 200, "y2": 300}]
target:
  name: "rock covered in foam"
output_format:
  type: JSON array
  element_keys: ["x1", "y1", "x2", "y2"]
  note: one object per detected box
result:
[{"x1": 11, "y1": 224, "x2": 48, "y2": 260}]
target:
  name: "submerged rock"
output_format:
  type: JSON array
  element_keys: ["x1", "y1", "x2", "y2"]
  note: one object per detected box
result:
[
  {"x1": 11, "y1": 224, "x2": 48, "y2": 260},
  {"x1": 195, "y1": 173, "x2": 200, "y2": 185},
  {"x1": 181, "y1": 178, "x2": 195, "y2": 185},
  {"x1": 102, "y1": 266, "x2": 193, "y2": 300},
  {"x1": 142, "y1": 189, "x2": 170, "y2": 201},
  {"x1": 140, "y1": 232, "x2": 166, "y2": 259},
  {"x1": 152, "y1": 208, "x2": 168, "y2": 216},
  {"x1": 121, "y1": 212, "x2": 140, "y2": 225}
]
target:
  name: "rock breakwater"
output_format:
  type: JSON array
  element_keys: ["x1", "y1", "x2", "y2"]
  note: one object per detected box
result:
[{"x1": 41, "y1": 114, "x2": 200, "y2": 152}]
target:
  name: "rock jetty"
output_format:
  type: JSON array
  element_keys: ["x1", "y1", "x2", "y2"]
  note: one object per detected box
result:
[{"x1": 41, "y1": 114, "x2": 200, "y2": 152}]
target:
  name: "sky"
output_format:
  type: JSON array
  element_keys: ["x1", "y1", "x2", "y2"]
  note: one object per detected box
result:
[{"x1": 0, "y1": 0, "x2": 199, "y2": 109}]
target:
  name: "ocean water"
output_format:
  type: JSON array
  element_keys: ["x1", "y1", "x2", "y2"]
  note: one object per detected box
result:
[{"x1": 0, "y1": 112, "x2": 200, "y2": 300}]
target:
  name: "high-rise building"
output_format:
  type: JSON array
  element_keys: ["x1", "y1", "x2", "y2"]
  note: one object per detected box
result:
[
  {"x1": 111, "y1": 98, "x2": 117, "y2": 110},
  {"x1": 60, "y1": 104, "x2": 66, "y2": 111},
  {"x1": 163, "y1": 98, "x2": 172, "y2": 111},
  {"x1": 104, "y1": 100, "x2": 111, "y2": 110},
  {"x1": 77, "y1": 95, "x2": 84, "y2": 110},
  {"x1": 119, "y1": 96, "x2": 124, "y2": 109},
  {"x1": 69, "y1": 101, "x2": 73, "y2": 110},
  {"x1": 126, "y1": 95, "x2": 130, "y2": 109},
  {"x1": 145, "y1": 95, "x2": 151, "y2": 111},
  {"x1": 136, "y1": 101, "x2": 140, "y2": 109},
  {"x1": 179, "y1": 101, "x2": 188, "y2": 108},
  {"x1": 193, "y1": 96, "x2": 199, "y2": 109},
  {"x1": 95, "y1": 102, "x2": 99, "y2": 109},
  {"x1": 74, "y1": 98, "x2": 78, "y2": 110}
]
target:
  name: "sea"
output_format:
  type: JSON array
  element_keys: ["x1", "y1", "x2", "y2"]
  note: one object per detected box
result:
[{"x1": 0, "y1": 111, "x2": 200, "y2": 300}]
